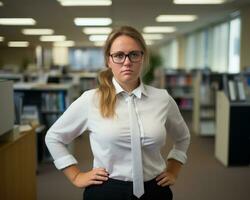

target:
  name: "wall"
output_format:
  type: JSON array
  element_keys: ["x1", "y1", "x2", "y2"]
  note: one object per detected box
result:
[
  {"x1": 240, "y1": 6, "x2": 250, "y2": 70},
  {"x1": 0, "y1": 47, "x2": 36, "y2": 72}
]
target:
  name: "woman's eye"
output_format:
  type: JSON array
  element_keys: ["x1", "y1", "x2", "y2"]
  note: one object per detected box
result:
[
  {"x1": 131, "y1": 52, "x2": 139, "y2": 58},
  {"x1": 114, "y1": 53, "x2": 124, "y2": 58}
]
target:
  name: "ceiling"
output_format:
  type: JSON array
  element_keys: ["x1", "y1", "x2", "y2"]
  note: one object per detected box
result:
[{"x1": 0, "y1": 0, "x2": 250, "y2": 48}]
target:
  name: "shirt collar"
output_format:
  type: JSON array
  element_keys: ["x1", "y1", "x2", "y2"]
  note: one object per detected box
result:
[{"x1": 112, "y1": 77, "x2": 148, "y2": 99}]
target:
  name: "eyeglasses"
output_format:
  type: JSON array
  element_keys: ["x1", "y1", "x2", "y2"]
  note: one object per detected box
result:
[{"x1": 109, "y1": 50, "x2": 144, "y2": 64}]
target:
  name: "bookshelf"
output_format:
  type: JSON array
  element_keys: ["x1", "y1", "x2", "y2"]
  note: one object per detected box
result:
[
  {"x1": 47, "y1": 72, "x2": 98, "y2": 97},
  {"x1": 0, "y1": 73, "x2": 23, "y2": 82},
  {"x1": 78, "y1": 72, "x2": 98, "y2": 94},
  {"x1": 14, "y1": 83, "x2": 74, "y2": 127},
  {"x1": 193, "y1": 71, "x2": 222, "y2": 136},
  {"x1": 215, "y1": 73, "x2": 250, "y2": 166},
  {"x1": 13, "y1": 83, "x2": 74, "y2": 161},
  {"x1": 165, "y1": 71, "x2": 194, "y2": 111}
]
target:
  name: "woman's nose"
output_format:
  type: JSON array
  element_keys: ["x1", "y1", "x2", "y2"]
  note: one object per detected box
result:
[{"x1": 123, "y1": 55, "x2": 132, "y2": 65}]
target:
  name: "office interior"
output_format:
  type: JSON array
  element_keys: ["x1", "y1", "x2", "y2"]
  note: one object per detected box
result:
[{"x1": 0, "y1": 0, "x2": 250, "y2": 199}]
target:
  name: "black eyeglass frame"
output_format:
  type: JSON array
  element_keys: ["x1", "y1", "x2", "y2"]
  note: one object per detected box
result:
[{"x1": 109, "y1": 51, "x2": 144, "y2": 64}]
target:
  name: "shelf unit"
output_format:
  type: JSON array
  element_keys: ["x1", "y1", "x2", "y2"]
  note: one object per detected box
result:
[
  {"x1": 215, "y1": 73, "x2": 250, "y2": 166},
  {"x1": 14, "y1": 83, "x2": 74, "y2": 127},
  {"x1": 47, "y1": 72, "x2": 98, "y2": 97},
  {"x1": 165, "y1": 71, "x2": 194, "y2": 111},
  {"x1": 0, "y1": 73, "x2": 24, "y2": 82},
  {"x1": 78, "y1": 73, "x2": 98, "y2": 93},
  {"x1": 193, "y1": 71, "x2": 223, "y2": 136},
  {"x1": 13, "y1": 83, "x2": 74, "y2": 161}
]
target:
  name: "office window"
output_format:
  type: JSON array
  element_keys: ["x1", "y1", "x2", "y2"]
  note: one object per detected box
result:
[
  {"x1": 160, "y1": 39, "x2": 178, "y2": 69},
  {"x1": 69, "y1": 48, "x2": 104, "y2": 71},
  {"x1": 228, "y1": 17, "x2": 241, "y2": 73},
  {"x1": 208, "y1": 22, "x2": 229, "y2": 72},
  {"x1": 185, "y1": 31, "x2": 206, "y2": 70}
]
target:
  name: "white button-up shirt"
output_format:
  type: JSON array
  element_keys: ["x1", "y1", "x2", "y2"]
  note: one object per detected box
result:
[{"x1": 45, "y1": 78, "x2": 190, "y2": 181}]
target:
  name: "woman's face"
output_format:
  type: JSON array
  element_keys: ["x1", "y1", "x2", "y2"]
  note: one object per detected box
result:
[{"x1": 108, "y1": 35, "x2": 143, "y2": 89}]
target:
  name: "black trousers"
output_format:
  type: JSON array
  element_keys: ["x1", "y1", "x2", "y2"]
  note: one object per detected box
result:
[{"x1": 83, "y1": 178, "x2": 173, "y2": 200}]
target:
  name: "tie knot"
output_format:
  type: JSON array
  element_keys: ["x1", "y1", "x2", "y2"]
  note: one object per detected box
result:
[{"x1": 127, "y1": 93, "x2": 135, "y2": 102}]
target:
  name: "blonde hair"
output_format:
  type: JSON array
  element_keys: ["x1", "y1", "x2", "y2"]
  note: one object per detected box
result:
[{"x1": 97, "y1": 26, "x2": 149, "y2": 118}]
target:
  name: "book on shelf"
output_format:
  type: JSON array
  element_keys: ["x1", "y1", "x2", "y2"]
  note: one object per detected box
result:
[
  {"x1": 228, "y1": 80, "x2": 237, "y2": 101},
  {"x1": 237, "y1": 81, "x2": 246, "y2": 101},
  {"x1": 228, "y1": 80, "x2": 246, "y2": 102}
]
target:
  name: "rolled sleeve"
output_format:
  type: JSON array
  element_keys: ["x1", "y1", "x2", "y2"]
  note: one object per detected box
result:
[
  {"x1": 54, "y1": 155, "x2": 78, "y2": 170},
  {"x1": 167, "y1": 148, "x2": 188, "y2": 164}
]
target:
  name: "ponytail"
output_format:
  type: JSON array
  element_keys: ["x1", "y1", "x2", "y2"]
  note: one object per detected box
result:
[{"x1": 97, "y1": 68, "x2": 116, "y2": 118}]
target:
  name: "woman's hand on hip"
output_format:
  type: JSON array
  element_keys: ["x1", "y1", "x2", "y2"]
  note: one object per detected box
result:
[
  {"x1": 156, "y1": 171, "x2": 176, "y2": 187},
  {"x1": 73, "y1": 168, "x2": 109, "y2": 188}
]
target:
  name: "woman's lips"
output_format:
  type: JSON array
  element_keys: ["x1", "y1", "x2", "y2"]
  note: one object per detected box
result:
[{"x1": 122, "y1": 70, "x2": 133, "y2": 73}]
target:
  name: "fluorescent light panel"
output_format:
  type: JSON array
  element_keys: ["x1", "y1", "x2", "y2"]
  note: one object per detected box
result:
[
  {"x1": 22, "y1": 29, "x2": 54, "y2": 35},
  {"x1": 94, "y1": 41, "x2": 105, "y2": 47},
  {"x1": 143, "y1": 26, "x2": 176, "y2": 33},
  {"x1": 142, "y1": 34, "x2": 164, "y2": 40},
  {"x1": 58, "y1": 0, "x2": 112, "y2": 6},
  {"x1": 89, "y1": 35, "x2": 108, "y2": 41},
  {"x1": 0, "y1": 2, "x2": 3, "y2": 6},
  {"x1": 156, "y1": 15, "x2": 198, "y2": 22},
  {"x1": 40, "y1": 35, "x2": 66, "y2": 42},
  {"x1": 174, "y1": 0, "x2": 226, "y2": 4},
  {"x1": 74, "y1": 18, "x2": 112, "y2": 26},
  {"x1": 145, "y1": 40, "x2": 154, "y2": 45},
  {"x1": 53, "y1": 41, "x2": 75, "y2": 47},
  {"x1": 83, "y1": 27, "x2": 112, "y2": 34},
  {"x1": 0, "y1": 36, "x2": 4, "y2": 42},
  {"x1": 8, "y1": 41, "x2": 29, "y2": 47},
  {"x1": 0, "y1": 18, "x2": 36, "y2": 25}
]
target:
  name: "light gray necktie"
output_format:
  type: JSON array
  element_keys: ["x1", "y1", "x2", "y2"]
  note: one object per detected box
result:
[{"x1": 128, "y1": 95, "x2": 144, "y2": 198}]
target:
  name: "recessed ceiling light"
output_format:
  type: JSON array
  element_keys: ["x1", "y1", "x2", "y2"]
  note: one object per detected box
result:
[
  {"x1": 145, "y1": 40, "x2": 154, "y2": 45},
  {"x1": 0, "y1": 2, "x2": 3, "y2": 6},
  {"x1": 156, "y1": 15, "x2": 198, "y2": 22},
  {"x1": 8, "y1": 41, "x2": 29, "y2": 47},
  {"x1": 22, "y1": 29, "x2": 54, "y2": 35},
  {"x1": 89, "y1": 35, "x2": 108, "y2": 41},
  {"x1": 53, "y1": 41, "x2": 75, "y2": 47},
  {"x1": 94, "y1": 41, "x2": 105, "y2": 47},
  {"x1": 57, "y1": 0, "x2": 112, "y2": 6},
  {"x1": 0, "y1": 36, "x2": 4, "y2": 42},
  {"x1": 0, "y1": 18, "x2": 36, "y2": 25},
  {"x1": 40, "y1": 35, "x2": 66, "y2": 42},
  {"x1": 74, "y1": 18, "x2": 112, "y2": 26},
  {"x1": 83, "y1": 27, "x2": 112, "y2": 34},
  {"x1": 143, "y1": 26, "x2": 176, "y2": 33},
  {"x1": 174, "y1": 0, "x2": 226, "y2": 4},
  {"x1": 142, "y1": 34, "x2": 164, "y2": 40}
]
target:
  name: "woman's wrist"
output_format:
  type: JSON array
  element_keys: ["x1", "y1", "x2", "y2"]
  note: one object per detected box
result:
[{"x1": 72, "y1": 172, "x2": 84, "y2": 187}]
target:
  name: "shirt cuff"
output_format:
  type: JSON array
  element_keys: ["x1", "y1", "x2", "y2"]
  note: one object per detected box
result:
[
  {"x1": 167, "y1": 149, "x2": 187, "y2": 164},
  {"x1": 54, "y1": 155, "x2": 78, "y2": 170}
]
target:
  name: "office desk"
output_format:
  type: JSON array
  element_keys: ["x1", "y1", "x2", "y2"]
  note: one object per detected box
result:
[{"x1": 0, "y1": 127, "x2": 36, "y2": 200}]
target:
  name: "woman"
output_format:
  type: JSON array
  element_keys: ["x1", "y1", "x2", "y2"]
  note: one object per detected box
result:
[{"x1": 45, "y1": 26, "x2": 190, "y2": 200}]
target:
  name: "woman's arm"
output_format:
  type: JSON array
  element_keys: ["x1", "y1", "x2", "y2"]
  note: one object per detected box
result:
[
  {"x1": 45, "y1": 92, "x2": 90, "y2": 170},
  {"x1": 156, "y1": 159, "x2": 182, "y2": 186},
  {"x1": 156, "y1": 94, "x2": 191, "y2": 187}
]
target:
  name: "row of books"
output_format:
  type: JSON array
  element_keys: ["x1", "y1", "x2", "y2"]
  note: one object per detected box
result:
[
  {"x1": 228, "y1": 79, "x2": 247, "y2": 101},
  {"x1": 176, "y1": 98, "x2": 193, "y2": 110},
  {"x1": 41, "y1": 92, "x2": 66, "y2": 112},
  {"x1": 165, "y1": 74, "x2": 193, "y2": 87},
  {"x1": 79, "y1": 78, "x2": 98, "y2": 92}
]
